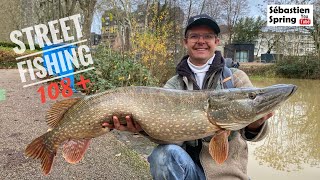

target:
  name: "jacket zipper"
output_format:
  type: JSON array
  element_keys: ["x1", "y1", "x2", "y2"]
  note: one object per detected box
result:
[
  {"x1": 202, "y1": 71, "x2": 215, "y2": 89},
  {"x1": 189, "y1": 74, "x2": 201, "y2": 90}
]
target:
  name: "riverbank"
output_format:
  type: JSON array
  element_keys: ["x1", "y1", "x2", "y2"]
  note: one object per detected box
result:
[
  {"x1": 239, "y1": 55, "x2": 320, "y2": 80},
  {"x1": 239, "y1": 62, "x2": 276, "y2": 77}
]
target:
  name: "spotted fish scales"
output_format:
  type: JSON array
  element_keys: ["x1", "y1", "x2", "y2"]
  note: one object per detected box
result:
[{"x1": 25, "y1": 84, "x2": 297, "y2": 175}]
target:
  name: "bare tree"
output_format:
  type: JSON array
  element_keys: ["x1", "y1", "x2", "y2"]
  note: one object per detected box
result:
[
  {"x1": 78, "y1": 0, "x2": 98, "y2": 44},
  {"x1": 33, "y1": 0, "x2": 81, "y2": 42},
  {"x1": 201, "y1": 0, "x2": 224, "y2": 20},
  {"x1": 0, "y1": 0, "x2": 22, "y2": 41},
  {"x1": 63, "y1": 0, "x2": 78, "y2": 17},
  {"x1": 187, "y1": 0, "x2": 193, "y2": 22},
  {"x1": 301, "y1": 0, "x2": 320, "y2": 58},
  {"x1": 144, "y1": 0, "x2": 151, "y2": 31},
  {"x1": 219, "y1": 0, "x2": 249, "y2": 44},
  {"x1": 107, "y1": 0, "x2": 133, "y2": 51}
]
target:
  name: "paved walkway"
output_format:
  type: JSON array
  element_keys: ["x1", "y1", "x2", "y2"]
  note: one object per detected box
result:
[{"x1": 0, "y1": 69, "x2": 154, "y2": 180}]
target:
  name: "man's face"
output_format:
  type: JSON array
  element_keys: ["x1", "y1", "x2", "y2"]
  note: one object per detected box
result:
[{"x1": 184, "y1": 25, "x2": 220, "y2": 65}]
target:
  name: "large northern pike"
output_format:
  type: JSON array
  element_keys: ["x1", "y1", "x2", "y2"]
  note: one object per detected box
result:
[{"x1": 25, "y1": 84, "x2": 297, "y2": 175}]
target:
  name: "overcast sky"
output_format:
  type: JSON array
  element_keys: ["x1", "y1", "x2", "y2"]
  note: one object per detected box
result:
[{"x1": 250, "y1": 0, "x2": 265, "y2": 17}]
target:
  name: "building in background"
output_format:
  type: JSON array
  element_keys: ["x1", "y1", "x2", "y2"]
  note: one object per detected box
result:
[
  {"x1": 254, "y1": 29, "x2": 316, "y2": 57},
  {"x1": 224, "y1": 43, "x2": 255, "y2": 62},
  {"x1": 218, "y1": 26, "x2": 316, "y2": 63}
]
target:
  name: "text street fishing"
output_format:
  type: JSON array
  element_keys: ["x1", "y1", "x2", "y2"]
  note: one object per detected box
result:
[{"x1": 10, "y1": 14, "x2": 93, "y2": 83}]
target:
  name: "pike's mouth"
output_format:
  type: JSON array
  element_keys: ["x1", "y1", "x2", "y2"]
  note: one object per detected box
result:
[
  {"x1": 289, "y1": 85, "x2": 298, "y2": 96},
  {"x1": 256, "y1": 85, "x2": 298, "y2": 114}
]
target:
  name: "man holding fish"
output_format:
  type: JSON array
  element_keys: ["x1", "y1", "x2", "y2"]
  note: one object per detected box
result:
[
  {"x1": 109, "y1": 14, "x2": 274, "y2": 180},
  {"x1": 25, "y1": 14, "x2": 296, "y2": 179}
]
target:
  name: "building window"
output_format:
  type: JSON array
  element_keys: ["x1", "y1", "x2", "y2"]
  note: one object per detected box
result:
[{"x1": 235, "y1": 50, "x2": 249, "y2": 62}]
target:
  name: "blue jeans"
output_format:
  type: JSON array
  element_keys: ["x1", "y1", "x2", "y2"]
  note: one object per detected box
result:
[{"x1": 147, "y1": 144, "x2": 206, "y2": 180}]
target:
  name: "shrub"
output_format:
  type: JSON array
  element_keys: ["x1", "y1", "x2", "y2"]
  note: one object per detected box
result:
[
  {"x1": 275, "y1": 56, "x2": 320, "y2": 79},
  {"x1": 131, "y1": 31, "x2": 176, "y2": 85},
  {"x1": 75, "y1": 46, "x2": 159, "y2": 94},
  {"x1": 239, "y1": 63, "x2": 276, "y2": 77},
  {"x1": 0, "y1": 41, "x2": 41, "y2": 50},
  {"x1": 0, "y1": 44, "x2": 41, "y2": 68}
]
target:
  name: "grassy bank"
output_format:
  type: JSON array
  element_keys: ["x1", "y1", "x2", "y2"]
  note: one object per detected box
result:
[
  {"x1": 0, "y1": 46, "x2": 40, "y2": 69},
  {"x1": 275, "y1": 56, "x2": 320, "y2": 79},
  {"x1": 239, "y1": 62, "x2": 276, "y2": 78},
  {"x1": 240, "y1": 55, "x2": 320, "y2": 79}
]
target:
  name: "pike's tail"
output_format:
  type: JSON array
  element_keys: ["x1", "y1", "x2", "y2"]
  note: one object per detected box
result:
[{"x1": 25, "y1": 133, "x2": 56, "y2": 175}]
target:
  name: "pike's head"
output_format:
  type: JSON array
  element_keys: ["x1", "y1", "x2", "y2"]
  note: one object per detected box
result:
[{"x1": 206, "y1": 84, "x2": 297, "y2": 130}]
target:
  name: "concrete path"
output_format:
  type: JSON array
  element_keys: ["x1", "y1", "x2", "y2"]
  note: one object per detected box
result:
[{"x1": 0, "y1": 69, "x2": 154, "y2": 180}]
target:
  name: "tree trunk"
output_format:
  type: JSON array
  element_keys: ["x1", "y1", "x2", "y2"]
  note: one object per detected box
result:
[
  {"x1": 78, "y1": 0, "x2": 97, "y2": 46},
  {"x1": 187, "y1": 0, "x2": 192, "y2": 23},
  {"x1": 144, "y1": 0, "x2": 150, "y2": 32},
  {"x1": 200, "y1": 0, "x2": 206, "y2": 14}
]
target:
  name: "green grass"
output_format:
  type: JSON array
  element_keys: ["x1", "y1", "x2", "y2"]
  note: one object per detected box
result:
[
  {"x1": 249, "y1": 75, "x2": 271, "y2": 80},
  {"x1": 0, "y1": 45, "x2": 40, "y2": 69},
  {"x1": 0, "y1": 89, "x2": 6, "y2": 101},
  {"x1": 0, "y1": 45, "x2": 40, "y2": 54}
]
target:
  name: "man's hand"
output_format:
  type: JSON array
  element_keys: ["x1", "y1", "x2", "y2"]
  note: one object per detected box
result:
[
  {"x1": 246, "y1": 112, "x2": 274, "y2": 132},
  {"x1": 103, "y1": 115, "x2": 143, "y2": 133}
]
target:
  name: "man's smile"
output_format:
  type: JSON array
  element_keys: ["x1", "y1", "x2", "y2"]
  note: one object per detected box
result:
[{"x1": 194, "y1": 48, "x2": 208, "y2": 51}]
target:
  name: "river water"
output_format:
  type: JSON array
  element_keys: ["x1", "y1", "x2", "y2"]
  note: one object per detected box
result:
[{"x1": 247, "y1": 78, "x2": 320, "y2": 180}]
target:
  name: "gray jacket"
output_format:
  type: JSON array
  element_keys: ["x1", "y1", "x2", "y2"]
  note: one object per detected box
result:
[
  {"x1": 150, "y1": 52, "x2": 269, "y2": 180},
  {"x1": 163, "y1": 69, "x2": 268, "y2": 180}
]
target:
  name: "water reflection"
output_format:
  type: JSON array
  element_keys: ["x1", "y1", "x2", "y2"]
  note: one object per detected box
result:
[{"x1": 251, "y1": 78, "x2": 320, "y2": 172}]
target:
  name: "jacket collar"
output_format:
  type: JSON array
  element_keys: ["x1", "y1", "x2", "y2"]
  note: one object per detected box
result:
[{"x1": 176, "y1": 51, "x2": 225, "y2": 87}]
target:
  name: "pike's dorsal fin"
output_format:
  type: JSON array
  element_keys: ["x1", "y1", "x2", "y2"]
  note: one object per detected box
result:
[
  {"x1": 209, "y1": 130, "x2": 231, "y2": 164},
  {"x1": 62, "y1": 139, "x2": 91, "y2": 164},
  {"x1": 46, "y1": 98, "x2": 81, "y2": 128}
]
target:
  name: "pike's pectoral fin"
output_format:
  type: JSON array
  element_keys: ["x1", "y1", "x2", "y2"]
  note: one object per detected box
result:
[
  {"x1": 62, "y1": 139, "x2": 91, "y2": 164},
  {"x1": 208, "y1": 130, "x2": 231, "y2": 164},
  {"x1": 46, "y1": 98, "x2": 81, "y2": 128},
  {"x1": 25, "y1": 133, "x2": 56, "y2": 175}
]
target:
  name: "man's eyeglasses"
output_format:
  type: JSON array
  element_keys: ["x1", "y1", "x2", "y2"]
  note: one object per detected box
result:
[{"x1": 186, "y1": 33, "x2": 217, "y2": 42}]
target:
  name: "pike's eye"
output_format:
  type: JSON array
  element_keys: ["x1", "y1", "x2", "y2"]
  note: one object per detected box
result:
[{"x1": 248, "y1": 92, "x2": 256, "y2": 99}]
